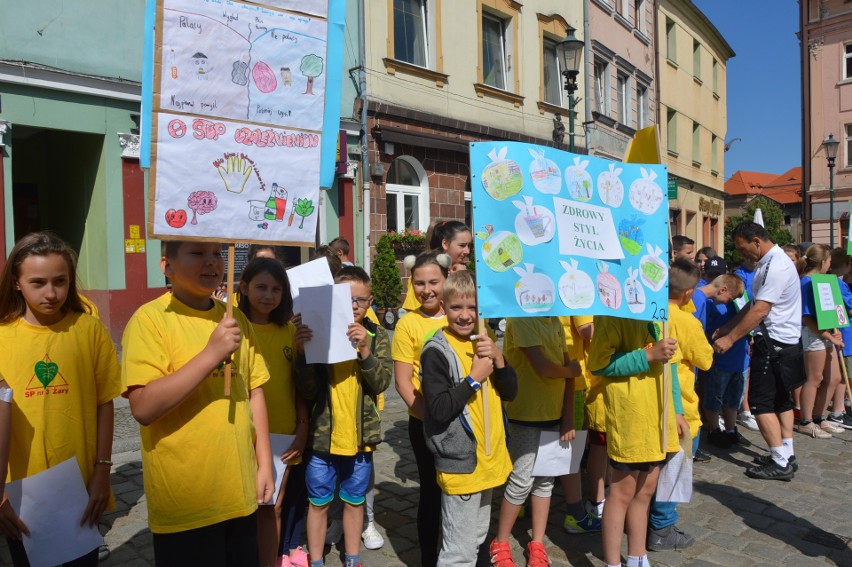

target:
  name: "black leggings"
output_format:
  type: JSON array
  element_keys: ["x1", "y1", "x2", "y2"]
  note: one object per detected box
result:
[
  {"x1": 278, "y1": 461, "x2": 308, "y2": 554},
  {"x1": 409, "y1": 415, "x2": 441, "y2": 567}
]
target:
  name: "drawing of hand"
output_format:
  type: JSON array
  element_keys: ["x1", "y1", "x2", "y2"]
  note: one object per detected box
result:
[{"x1": 217, "y1": 155, "x2": 253, "y2": 194}]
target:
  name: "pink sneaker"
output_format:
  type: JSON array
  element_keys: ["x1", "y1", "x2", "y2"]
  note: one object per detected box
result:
[{"x1": 289, "y1": 546, "x2": 310, "y2": 567}]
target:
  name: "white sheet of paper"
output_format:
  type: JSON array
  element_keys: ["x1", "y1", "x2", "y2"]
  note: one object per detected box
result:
[
  {"x1": 301, "y1": 283, "x2": 357, "y2": 364},
  {"x1": 817, "y1": 282, "x2": 836, "y2": 311},
  {"x1": 287, "y1": 258, "x2": 334, "y2": 315},
  {"x1": 6, "y1": 458, "x2": 103, "y2": 567},
  {"x1": 262, "y1": 433, "x2": 297, "y2": 506},
  {"x1": 531, "y1": 430, "x2": 588, "y2": 477},
  {"x1": 656, "y1": 434, "x2": 694, "y2": 503}
]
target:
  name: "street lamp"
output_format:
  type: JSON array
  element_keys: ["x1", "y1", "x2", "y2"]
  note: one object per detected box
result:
[
  {"x1": 824, "y1": 133, "x2": 840, "y2": 248},
  {"x1": 555, "y1": 28, "x2": 584, "y2": 152}
]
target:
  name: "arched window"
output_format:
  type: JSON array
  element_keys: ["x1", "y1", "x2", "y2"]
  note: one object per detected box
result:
[{"x1": 386, "y1": 156, "x2": 429, "y2": 232}]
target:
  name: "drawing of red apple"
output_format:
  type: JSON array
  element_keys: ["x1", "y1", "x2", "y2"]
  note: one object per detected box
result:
[{"x1": 165, "y1": 208, "x2": 187, "y2": 228}]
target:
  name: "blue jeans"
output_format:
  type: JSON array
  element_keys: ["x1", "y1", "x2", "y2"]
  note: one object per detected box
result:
[{"x1": 306, "y1": 451, "x2": 373, "y2": 506}]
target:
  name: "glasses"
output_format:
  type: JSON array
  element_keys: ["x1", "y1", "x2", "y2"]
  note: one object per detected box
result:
[{"x1": 351, "y1": 297, "x2": 371, "y2": 307}]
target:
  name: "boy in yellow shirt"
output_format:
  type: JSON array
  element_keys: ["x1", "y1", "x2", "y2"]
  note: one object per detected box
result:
[
  {"x1": 294, "y1": 266, "x2": 393, "y2": 567},
  {"x1": 589, "y1": 301, "x2": 682, "y2": 567},
  {"x1": 647, "y1": 259, "x2": 714, "y2": 552},
  {"x1": 420, "y1": 271, "x2": 517, "y2": 565},
  {"x1": 491, "y1": 316, "x2": 580, "y2": 567},
  {"x1": 121, "y1": 241, "x2": 274, "y2": 565}
]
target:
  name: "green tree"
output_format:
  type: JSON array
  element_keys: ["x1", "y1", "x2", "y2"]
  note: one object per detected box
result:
[
  {"x1": 724, "y1": 196, "x2": 794, "y2": 264},
  {"x1": 300, "y1": 54, "x2": 324, "y2": 95},
  {"x1": 371, "y1": 235, "x2": 403, "y2": 309}
]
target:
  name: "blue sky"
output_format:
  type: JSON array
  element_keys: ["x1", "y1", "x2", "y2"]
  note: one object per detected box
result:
[{"x1": 693, "y1": 0, "x2": 801, "y2": 178}]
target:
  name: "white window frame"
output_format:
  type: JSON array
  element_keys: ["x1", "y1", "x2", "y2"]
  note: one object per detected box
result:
[
  {"x1": 617, "y1": 71, "x2": 630, "y2": 125},
  {"x1": 482, "y1": 12, "x2": 509, "y2": 91},
  {"x1": 386, "y1": 156, "x2": 430, "y2": 233},
  {"x1": 543, "y1": 36, "x2": 563, "y2": 106},
  {"x1": 594, "y1": 59, "x2": 610, "y2": 115},
  {"x1": 637, "y1": 83, "x2": 649, "y2": 129},
  {"x1": 635, "y1": 0, "x2": 646, "y2": 34},
  {"x1": 393, "y1": 0, "x2": 430, "y2": 67},
  {"x1": 845, "y1": 43, "x2": 852, "y2": 80},
  {"x1": 845, "y1": 123, "x2": 852, "y2": 168}
]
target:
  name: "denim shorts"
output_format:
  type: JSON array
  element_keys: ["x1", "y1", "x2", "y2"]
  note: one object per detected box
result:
[
  {"x1": 305, "y1": 451, "x2": 373, "y2": 507},
  {"x1": 703, "y1": 369, "x2": 746, "y2": 413}
]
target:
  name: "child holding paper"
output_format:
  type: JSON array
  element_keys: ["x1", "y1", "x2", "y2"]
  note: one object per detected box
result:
[
  {"x1": 238, "y1": 258, "x2": 310, "y2": 567},
  {"x1": 294, "y1": 266, "x2": 392, "y2": 567},
  {"x1": 647, "y1": 259, "x2": 713, "y2": 552},
  {"x1": 490, "y1": 316, "x2": 580, "y2": 567},
  {"x1": 589, "y1": 309, "x2": 681, "y2": 567},
  {"x1": 420, "y1": 270, "x2": 517, "y2": 565},
  {"x1": 0, "y1": 232, "x2": 121, "y2": 567},
  {"x1": 122, "y1": 241, "x2": 274, "y2": 566}
]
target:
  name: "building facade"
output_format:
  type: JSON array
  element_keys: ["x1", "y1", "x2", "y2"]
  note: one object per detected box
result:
[
  {"x1": 724, "y1": 168, "x2": 804, "y2": 242},
  {"x1": 801, "y1": 0, "x2": 852, "y2": 247},
  {"x1": 658, "y1": 0, "x2": 734, "y2": 255},
  {"x1": 586, "y1": 0, "x2": 657, "y2": 160},
  {"x1": 363, "y1": 0, "x2": 586, "y2": 258}
]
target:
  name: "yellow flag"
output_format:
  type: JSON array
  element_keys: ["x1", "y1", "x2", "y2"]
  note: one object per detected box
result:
[{"x1": 624, "y1": 125, "x2": 661, "y2": 164}]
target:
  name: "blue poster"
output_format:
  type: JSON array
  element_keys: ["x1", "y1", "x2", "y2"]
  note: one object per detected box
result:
[{"x1": 470, "y1": 141, "x2": 669, "y2": 322}]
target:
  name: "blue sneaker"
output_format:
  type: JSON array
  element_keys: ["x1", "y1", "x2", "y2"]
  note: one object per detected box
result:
[{"x1": 563, "y1": 511, "x2": 602, "y2": 534}]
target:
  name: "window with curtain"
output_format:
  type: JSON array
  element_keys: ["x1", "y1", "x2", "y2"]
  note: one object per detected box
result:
[
  {"x1": 394, "y1": 0, "x2": 428, "y2": 67},
  {"x1": 482, "y1": 12, "x2": 508, "y2": 90},
  {"x1": 543, "y1": 37, "x2": 562, "y2": 105}
]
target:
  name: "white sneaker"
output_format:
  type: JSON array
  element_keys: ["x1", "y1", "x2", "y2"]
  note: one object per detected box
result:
[
  {"x1": 737, "y1": 411, "x2": 760, "y2": 432},
  {"x1": 325, "y1": 519, "x2": 343, "y2": 545},
  {"x1": 362, "y1": 521, "x2": 384, "y2": 550}
]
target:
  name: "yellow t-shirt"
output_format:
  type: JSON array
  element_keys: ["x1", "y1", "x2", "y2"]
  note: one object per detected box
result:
[
  {"x1": 0, "y1": 313, "x2": 121, "y2": 494},
  {"x1": 252, "y1": 322, "x2": 297, "y2": 435},
  {"x1": 588, "y1": 316, "x2": 680, "y2": 463},
  {"x1": 79, "y1": 293, "x2": 100, "y2": 319},
  {"x1": 503, "y1": 317, "x2": 569, "y2": 422},
  {"x1": 668, "y1": 304, "x2": 714, "y2": 439},
  {"x1": 121, "y1": 293, "x2": 270, "y2": 534},
  {"x1": 435, "y1": 332, "x2": 513, "y2": 495},
  {"x1": 559, "y1": 316, "x2": 593, "y2": 391},
  {"x1": 329, "y1": 360, "x2": 361, "y2": 456},
  {"x1": 392, "y1": 309, "x2": 447, "y2": 417}
]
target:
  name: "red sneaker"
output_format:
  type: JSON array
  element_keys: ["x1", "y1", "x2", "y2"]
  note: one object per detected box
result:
[
  {"x1": 526, "y1": 541, "x2": 550, "y2": 567},
  {"x1": 490, "y1": 540, "x2": 516, "y2": 567}
]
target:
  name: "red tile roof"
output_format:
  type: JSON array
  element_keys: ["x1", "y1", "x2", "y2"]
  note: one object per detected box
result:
[{"x1": 724, "y1": 168, "x2": 802, "y2": 205}]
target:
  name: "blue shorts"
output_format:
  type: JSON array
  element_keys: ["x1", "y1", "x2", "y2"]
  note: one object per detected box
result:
[
  {"x1": 306, "y1": 452, "x2": 372, "y2": 507},
  {"x1": 703, "y1": 369, "x2": 746, "y2": 413}
]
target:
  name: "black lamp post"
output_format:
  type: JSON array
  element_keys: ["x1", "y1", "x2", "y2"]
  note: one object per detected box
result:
[
  {"x1": 824, "y1": 133, "x2": 840, "y2": 248},
  {"x1": 555, "y1": 28, "x2": 584, "y2": 152}
]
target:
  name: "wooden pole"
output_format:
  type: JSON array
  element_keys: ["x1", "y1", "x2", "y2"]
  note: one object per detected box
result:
[
  {"x1": 224, "y1": 243, "x2": 235, "y2": 397},
  {"x1": 836, "y1": 344, "x2": 852, "y2": 407},
  {"x1": 661, "y1": 321, "x2": 669, "y2": 452},
  {"x1": 478, "y1": 319, "x2": 491, "y2": 456}
]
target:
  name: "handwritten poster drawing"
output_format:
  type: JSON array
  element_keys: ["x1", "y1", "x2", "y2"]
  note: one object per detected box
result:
[
  {"x1": 471, "y1": 141, "x2": 669, "y2": 321},
  {"x1": 513, "y1": 197, "x2": 555, "y2": 246},
  {"x1": 149, "y1": 0, "x2": 329, "y2": 244}
]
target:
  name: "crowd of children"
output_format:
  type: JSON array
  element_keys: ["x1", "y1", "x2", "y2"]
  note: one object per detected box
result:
[{"x1": 1, "y1": 223, "x2": 850, "y2": 567}]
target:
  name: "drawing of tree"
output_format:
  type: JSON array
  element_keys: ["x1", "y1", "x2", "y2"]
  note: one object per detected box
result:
[
  {"x1": 187, "y1": 190, "x2": 218, "y2": 225},
  {"x1": 300, "y1": 54, "x2": 324, "y2": 95},
  {"x1": 294, "y1": 198, "x2": 315, "y2": 229}
]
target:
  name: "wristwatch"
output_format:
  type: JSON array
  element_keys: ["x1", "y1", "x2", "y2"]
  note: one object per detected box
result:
[{"x1": 465, "y1": 375, "x2": 482, "y2": 392}]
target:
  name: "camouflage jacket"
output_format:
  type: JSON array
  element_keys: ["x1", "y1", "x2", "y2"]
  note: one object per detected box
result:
[{"x1": 294, "y1": 319, "x2": 393, "y2": 454}]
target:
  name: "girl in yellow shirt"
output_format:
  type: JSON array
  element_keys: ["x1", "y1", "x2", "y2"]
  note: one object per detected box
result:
[
  {"x1": 238, "y1": 258, "x2": 310, "y2": 567},
  {"x1": 402, "y1": 220, "x2": 472, "y2": 311},
  {"x1": 0, "y1": 232, "x2": 121, "y2": 567},
  {"x1": 392, "y1": 251, "x2": 451, "y2": 567}
]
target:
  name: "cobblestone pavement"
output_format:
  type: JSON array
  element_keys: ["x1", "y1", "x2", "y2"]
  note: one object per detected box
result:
[{"x1": 3, "y1": 391, "x2": 852, "y2": 566}]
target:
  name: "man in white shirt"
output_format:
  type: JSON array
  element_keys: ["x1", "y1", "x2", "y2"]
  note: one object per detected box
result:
[{"x1": 712, "y1": 222, "x2": 802, "y2": 481}]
